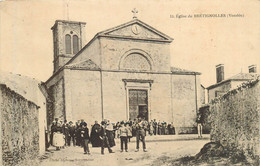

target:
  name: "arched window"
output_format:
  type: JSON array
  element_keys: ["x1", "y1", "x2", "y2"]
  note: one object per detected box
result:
[
  {"x1": 73, "y1": 35, "x2": 79, "y2": 54},
  {"x1": 65, "y1": 34, "x2": 71, "y2": 54},
  {"x1": 121, "y1": 53, "x2": 151, "y2": 71},
  {"x1": 119, "y1": 49, "x2": 154, "y2": 71}
]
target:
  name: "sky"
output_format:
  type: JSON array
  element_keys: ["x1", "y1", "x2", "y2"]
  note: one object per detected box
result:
[{"x1": 0, "y1": 0, "x2": 259, "y2": 87}]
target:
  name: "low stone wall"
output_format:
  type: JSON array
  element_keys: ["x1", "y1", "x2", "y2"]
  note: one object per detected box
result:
[
  {"x1": 176, "y1": 127, "x2": 197, "y2": 134},
  {"x1": 209, "y1": 78, "x2": 259, "y2": 160},
  {"x1": 0, "y1": 84, "x2": 39, "y2": 166},
  {"x1": 199, "y1": 105, "x2": 211, "y2": 134}
]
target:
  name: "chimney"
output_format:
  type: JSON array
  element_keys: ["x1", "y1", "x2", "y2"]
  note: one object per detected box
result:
[
  {"x1": 248, "y1": 65, "x2": 257, "y2": 73},
  {"x1": 216, "y1": 64, "x2": 224, "y2": 83}
]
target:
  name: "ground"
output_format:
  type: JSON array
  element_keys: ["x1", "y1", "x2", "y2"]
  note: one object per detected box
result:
[{"x1": 36, "y1": 135, "x2": 210, "y2": 166}]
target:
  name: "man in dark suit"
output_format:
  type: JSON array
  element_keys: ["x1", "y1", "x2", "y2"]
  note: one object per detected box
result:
[
  {"x1": 100, "y1": 121, "x2": 114, "y2": 155},
  {"x1": 62, "y1": 120, "x2": 69, "y2": 146},
  {"x1": 135, "y1": 118, "x2": 148, "y2": 152},
  {"x1": 81, "y1": 122, "x2": 90, "y2": 154},
  {"x1": 153, "y1": 119, "x2": 157, "y2": 135},
  {"x1": 67, "y1": 121, "x2": 76, "y2": 146}
]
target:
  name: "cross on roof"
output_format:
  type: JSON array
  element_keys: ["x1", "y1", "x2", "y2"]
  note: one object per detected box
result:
[{"x1": 132, "y1": 8, "x2": 138, "y2": 19}]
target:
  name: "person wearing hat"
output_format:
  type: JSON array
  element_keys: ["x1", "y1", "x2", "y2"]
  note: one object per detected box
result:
[
  {"x1": 135, "y1": 118, "x2": 148, "y2": 152},
  {"x1": 62, "y1": 120, "x2": 69, "y2": 146},
  {"x1": 80, "y1": 122, "x2": 90, "y2": 154},
  {"x1": 68, "y1": 121, "x2": 76, "y2": 146},
  {"x1": 100, "y1": 121, "x2": 114, "y2": 154},
  {"x1": 119, "y1": 121, "x2": 128, "y2": 152},
  {"x1": 90, "y1": 121, "x2": 102, "y2": 148},
  {"x1": 162, "y1": 121, "x2": 166, "y2": 135},
  {"x1": 53, "y1": 122, "x2": 65, "y2": 150},
  {"x1": 153, "y1": 119, "x2": 157, "y2": 135},
  {"x1": 106, "y1": 120, "x2": 116, "y2": 148},
  {"x1": 126, "y1": 122, "x2": 132, "y2": 142},
  {"x1": 50, "y1": 121, "x2": 57, "y2": 146},
  {"x1": 50, "y1": 117, "x2": 59, "y2": 146},
  {"x1": 75, "y1": 121, "x2": 82, "y2": 146}
]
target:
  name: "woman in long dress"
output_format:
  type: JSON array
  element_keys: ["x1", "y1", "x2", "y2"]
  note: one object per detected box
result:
[
  {"x1": 90, "y1": 121, "x2": 102, "y2": 147},
  {"x1": 53, "y1": 122, "x2": 65, "y2": 150}
]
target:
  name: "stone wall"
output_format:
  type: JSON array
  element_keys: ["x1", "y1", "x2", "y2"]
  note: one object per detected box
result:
[
  {"x1": 208, "y1": 81, "x2": 231, "y2": 102},
  {"x1": 62, "y1": 68, "x2": 199, "y2": 133},
  {"x1": 171, "y1": 74, "x2": 199, "y2": 134},
  {"x1": 64, "y1": 69, "x2": 102, "y2": 123},
  {"x1": 100, "y1": 37, "x2": 171, "y2": 72},
  {"x1": 69, "y1": 38, "x2": 101, "y2": 67},
  {"x1": 0, "y1": 84, "x2": 39, "y2": 166},
  {"x1": 209, "y1": 78, "x2": 260, "y2": 160},
  {"x1": 101, "y1": 71, "x2": 172, "y2": 123},
  {"x1": 200, "y1": 85, "x2": 205, "y2": 104},
  {"x1": 48, "y1": 78, "x2": 65, "y2": 123}
]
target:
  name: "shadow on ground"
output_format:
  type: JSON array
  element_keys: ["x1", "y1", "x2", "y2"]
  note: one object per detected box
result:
[{"x1": 151, "y1": 142, "x2": 259, "y2": 166}]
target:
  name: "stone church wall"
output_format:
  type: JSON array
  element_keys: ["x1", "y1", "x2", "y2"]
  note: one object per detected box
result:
[
  {"x1": 48, "y1": 78, "x2": 65, "y2": 122},
  {"x1": 0, "y1": 84, "x2": 39, "y2": 166},
  {"x1": 149, "y1": 73, "x2": 172, "y2": 122},
  {"x1": 171, "y1": 74, "x2": 198, "y2": 134},
  {"x1": 62, "y1": 69, "x2": 174, "y2": 124},
  {"x1": 69, "y1": 38, "x2": 101, "y2": 67},
  {"x1": 100, "y1": 37, "x2": 171, "y2": 72},
  {"x1": 101, "y1": 71, "x2": 127, "y2": 122},
  {"x1": 61, "y1": 68, "x2": 199, "y2": 129},
  {"x1": 64, "y1": 69, "x2": 102, "y2": 123},
  {"x1": 46, "y1": 71, "x2": 65, "y2": 126},
  {"x1": 102, "y1": 71, "x2": 172, "y2": 123}
]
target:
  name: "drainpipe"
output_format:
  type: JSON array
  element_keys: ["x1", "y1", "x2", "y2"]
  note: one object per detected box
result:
[
  {"x1": 195, "y1": 74, "x2": 198, "y2": 114},
  {"x1": 100, "y1": 70, "x2": 104, "y2": 120}
]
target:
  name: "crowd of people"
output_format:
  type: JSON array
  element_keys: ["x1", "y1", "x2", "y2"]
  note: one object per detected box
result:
[
  {"x1": 113, "y1": 119, "x2": 176, "y2": 137},
  {"x1": 48, "y1": 118, "x2": 176, "y2": 154}
]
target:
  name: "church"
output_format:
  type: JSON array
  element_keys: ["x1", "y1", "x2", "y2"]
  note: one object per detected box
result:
[{"x1": 45, "y1": 16, "x2": 203, "y2": 134}]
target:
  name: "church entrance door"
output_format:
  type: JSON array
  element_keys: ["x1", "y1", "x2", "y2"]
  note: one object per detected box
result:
[
  {"x1": 138, "y1": 105, "x2": 148, "y2": 120},
  {"x1": 129, "y1": 89, "x2": 148, "y2": 121}
]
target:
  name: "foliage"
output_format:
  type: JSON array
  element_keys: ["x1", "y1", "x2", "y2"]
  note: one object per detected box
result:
[{"x1": 208, "y1": 76, "x2": 260, "y2": 163}]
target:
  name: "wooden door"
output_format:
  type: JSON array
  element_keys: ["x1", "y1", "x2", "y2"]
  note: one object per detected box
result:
[{"x1": 129, "y1": 89, "x2": 148, "y2": 121}]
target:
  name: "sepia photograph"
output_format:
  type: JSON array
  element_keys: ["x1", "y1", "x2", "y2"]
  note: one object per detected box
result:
[{"x1": 0, "y1": 0, "x2": 259, "y2": 165}]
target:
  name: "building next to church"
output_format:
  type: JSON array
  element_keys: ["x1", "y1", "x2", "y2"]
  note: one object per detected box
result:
[
  {"x1": 0, "y1": 71, "x2": 48, "y2": 161},
  {"x1": 45, "y1": 17, "x2": 203, "y2": 134},
  {"x1": 207, "y1": 64, "x2": 259, "y2": 102}
]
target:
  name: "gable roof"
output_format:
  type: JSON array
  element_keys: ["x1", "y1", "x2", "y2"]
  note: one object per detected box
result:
[
  {"x1": 65, "y1": 59, "x2": 100, "y2": 70},
  {"x1": 0, "y1": 71, "x2": 44, "y2": 106},
  {"x1": 171, "y1": 67, "x2": 201, "y2": 75},
  {"x1": 207, "y1": 72, "x2": 259, "y2": 90},
  {"x1": 96, "y1": 19, "x2": 173, "y2": 42},
  {"x1": 228, "y1": 73, "x2": 258, "y2": 80}
]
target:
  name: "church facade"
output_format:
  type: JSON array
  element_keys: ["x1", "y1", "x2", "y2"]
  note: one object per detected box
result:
[{"x1": 45, "y1": 18, "x2": 202, "y2": 133}]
